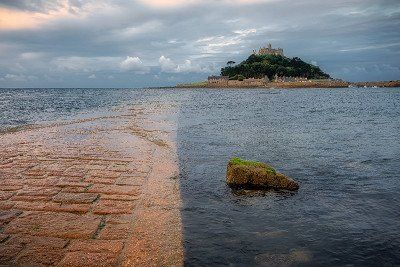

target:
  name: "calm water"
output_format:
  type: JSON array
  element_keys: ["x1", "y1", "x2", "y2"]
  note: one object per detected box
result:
[
  {"x1": 1, "y1": 87, "x2": 399, "y2": 265},
  {"x1": 176, "y1": 87, "x2": 400, "y2": 266},
  {"x1": 0, "y1": 88, "x2": 151, "y2": 131}
]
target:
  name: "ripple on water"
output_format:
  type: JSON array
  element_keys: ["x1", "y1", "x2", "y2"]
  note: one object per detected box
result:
[{"x1": 176, "y1": 87, "x2": 400, "y2": 265}]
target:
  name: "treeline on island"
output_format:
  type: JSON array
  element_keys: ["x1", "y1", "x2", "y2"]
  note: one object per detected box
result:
[{"x1": 221, "y1": 54, "x2": 331, "y2": 80}]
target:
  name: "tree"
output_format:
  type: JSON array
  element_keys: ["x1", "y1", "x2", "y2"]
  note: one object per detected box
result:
[
  {"x1": 220, "y1": 54, "x2": 330, "y2": 80},
  {"x1": 227, "y1": 61, "x2": 236, "y2": 67}
]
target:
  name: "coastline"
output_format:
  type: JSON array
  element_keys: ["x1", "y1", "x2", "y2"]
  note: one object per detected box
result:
[
  {"x1": 175, "y1": 80, "x2": 400, "y2": 89},
  {"x1": 0, "y1": 100, "x2": 184, "y2": 266}
]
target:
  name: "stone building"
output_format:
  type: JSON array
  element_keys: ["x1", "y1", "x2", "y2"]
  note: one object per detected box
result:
[
  {"x1": 273, "y1": 75, "x2": 308, "y2": 83},
  {"x1": 253, "y1": 43, "x2": 284, "y2": 56}
]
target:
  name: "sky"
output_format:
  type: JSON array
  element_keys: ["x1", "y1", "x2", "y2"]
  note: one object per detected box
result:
[{"x1": 0, "y1": 0, "x2": 399, "y2": 88}]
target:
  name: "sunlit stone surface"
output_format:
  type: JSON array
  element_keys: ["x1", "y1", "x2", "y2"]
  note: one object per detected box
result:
[{"x1": 0, "y1": 103, "x2": 183, "y2": 266}]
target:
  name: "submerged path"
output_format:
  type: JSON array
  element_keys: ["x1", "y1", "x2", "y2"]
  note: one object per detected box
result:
[{"x1": 0, "y1": 103, "x2": 183, "y2": 266}]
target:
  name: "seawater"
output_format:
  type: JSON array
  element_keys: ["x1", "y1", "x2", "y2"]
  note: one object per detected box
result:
[
  {"x1": 0, "y1": 88, "x2": 152, "y2": 131},
  {"x1": 176, "y1": 87, "x2": 400, "y2": 266},
  {"x1": 1, "y1": 87, "x2": 399, "y2": 265}
]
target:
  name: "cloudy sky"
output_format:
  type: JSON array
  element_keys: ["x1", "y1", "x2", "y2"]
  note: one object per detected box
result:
[{"x1": 0, "y1": 0, "x2": 399, "y2": 87}]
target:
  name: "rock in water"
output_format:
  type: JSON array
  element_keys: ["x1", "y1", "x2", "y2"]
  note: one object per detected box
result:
[{"x1": 226, "y1": 157, "x2": 299, "y2": 191}]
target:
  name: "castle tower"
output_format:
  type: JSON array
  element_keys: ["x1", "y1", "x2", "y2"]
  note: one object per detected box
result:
[{"x1": 255, "y1": 43, "x2": 284, "y2": 56}]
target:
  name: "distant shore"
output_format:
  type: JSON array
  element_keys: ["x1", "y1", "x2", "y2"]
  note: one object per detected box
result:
[{"x1": 175, "y1": 80, "x2": 400, "y2": 89}]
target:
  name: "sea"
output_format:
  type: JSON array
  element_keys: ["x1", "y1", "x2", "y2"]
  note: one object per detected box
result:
[{"x1": 1, "y1": 87, "x2": 399, "y2": 265}]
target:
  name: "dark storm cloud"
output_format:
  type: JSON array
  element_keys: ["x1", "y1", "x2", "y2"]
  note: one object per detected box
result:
[{"x1": 0, "y1": 0, "x2": 399, "y2": 87}]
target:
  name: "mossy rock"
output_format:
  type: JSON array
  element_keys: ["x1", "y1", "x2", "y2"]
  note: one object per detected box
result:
[{"x1": 227, "y1": 157, "x2": 299, "y2": 191}]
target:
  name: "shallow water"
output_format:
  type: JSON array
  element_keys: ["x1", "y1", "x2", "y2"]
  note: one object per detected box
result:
[
  {"x1": 0, "y1": 88, "x2": 150, "y2": 131},
  {"x1": 1, "y1": 87, "x2": 399, "y2": 265},
  {"x1": 175, "y1": 87, "x2": 400, "y2": 266}
]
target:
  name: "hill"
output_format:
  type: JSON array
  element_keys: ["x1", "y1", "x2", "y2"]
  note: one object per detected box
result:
[{"x1": 221, "y1": 54, "x2": 330, "y2": 80}]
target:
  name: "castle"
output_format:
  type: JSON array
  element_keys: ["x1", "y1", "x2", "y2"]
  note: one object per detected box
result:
[{"x1": 253, "y1": 43, "x2": 284, "y2": 56}]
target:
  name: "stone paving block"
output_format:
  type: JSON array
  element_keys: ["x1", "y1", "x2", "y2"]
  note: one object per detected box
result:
[
  {"x1": 58, "y1": 175, "x2": 85, "y2": 183},
  {"x1": 101, "y1": 194, "x2": 140, "y2": 201},
  {"x1": 0, "y1": 174, "x2": 8, "y2": 181},
  {"x1": 24, "y1": 177, "x2": 61, "y2": 187},
  {"x1": 88, "y1": 170, "x2": 121, "y2": 179},
  {"x1": 93, "y1": 199, "x2": 137, "y2": 215},
  {"x1": 12, "y1": 201, "x2": 49, "y2": 212},
  {"x1": 63, "y1": 166, "x2": 87, "y2": 178},
  {"x1": 23, "y1": 166, "x2": 48, "y2": 177},
  {"x1": 0, "y1": 191, "x2": 14, "y2": 201},
  {"x1": 0, "y1": 201, "x2": 14, "y2": 210},
  {"x1": 47, "y1": 169, "x2": 66, "y2": 176},
  {"x1": 106, "y1": 214, "x2": 132, "y2": 224},
  {"x1": 61, "y1": 186, "x2": 90, "y2": 193},
  {"x1": 0, "y1": 210, "x2": 22, "y2": 226},
  {"x1": 88, "y1": 184, "x2": 141, "y2": 196},
  {"x1": 46, "y1": 203, "x2": 92, "y2": 214},
  {"x1": 0, "y1": 237, "x2": 25, "y2": 265},
  {"x1": 67, "y1": 239, "x2": 124, "y2": 254},
  {"x1": 0, "y1": 161, "x2": 14, "y2": 169},
  {"x1": 85, "y1": 163, "x2": 108, "y2": 171},
  {"x1": 1, "y1": 179, "x2": 24, "y2": 186},
  {"x1": 4, "y1": 212, "x2": 101, "y2": 239},
  {"x1": 12, "y1": 200, "x2": 90, "y2": 214},
  {"x1": 0, "y1": 185, "x2": 23, "y2": 191},
  {"x1": 98, "y1": 214, "x2": 132, "y2": 240},
  {"x1": 11, "y1": 195, "x2": 53, "y2": 202},
  {"x1": 16, "y1": 187, "x2": 61, "y2": 197},
  {"x1": 56, "y1": 180, "x2": 90, "y2": 188},
  {"x1": 6, "y1": 171, "x2": 25, "y2": 178},
  {"x1": 85, "y1": 176, "x2": 117, "y2": 185},
  {"x1": 0, "y1": 234, "x2": 9, "y2": 243},
  {"x1": 53, "y1": 192, "x2": 98, "y2": 204},
  {"x1": 14, "y1": 235, "x2": 69, "y2": 266},
  {"x1": 135, "y1": 164, "x2": 152, "y2": 174},
  {"x1": 56, "y1": 252, "x2": 118, "y2": 267},
  {"x1": 46, "y1": 163, "x2": 69, "y2": 176},
  {"x1": 106, "y1": 163, "x2": 130, "y2": 173},
  {"x1": 98, "y1": 223, "x2": 131, "y2": 240},
  {"x1": 116, "y1": 175, "x2": 146, "y2": 186}
]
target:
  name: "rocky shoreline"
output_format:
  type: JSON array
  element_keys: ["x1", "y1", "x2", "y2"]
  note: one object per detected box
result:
[{"x1": 175, "y1": 80, "x2": 400, "y2": 89}]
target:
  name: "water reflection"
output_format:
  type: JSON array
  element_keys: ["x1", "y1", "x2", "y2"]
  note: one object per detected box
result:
[{"x1": 230, "y1": 188, "x2": 297, "y2": 199}]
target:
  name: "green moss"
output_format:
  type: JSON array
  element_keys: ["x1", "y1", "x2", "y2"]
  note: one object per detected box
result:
[{"x1": 230, "y1": 157, "x2": 276, "y2": 174}]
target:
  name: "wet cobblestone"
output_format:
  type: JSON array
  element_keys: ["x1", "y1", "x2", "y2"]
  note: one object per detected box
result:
[{"x1": 0, "y1": 108, "x2": 179, "y2": 266}]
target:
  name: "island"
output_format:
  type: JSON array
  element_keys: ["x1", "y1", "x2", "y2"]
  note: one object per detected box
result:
[{"x1": 177, "y1": 44, "x2": 400, "y2": 88}]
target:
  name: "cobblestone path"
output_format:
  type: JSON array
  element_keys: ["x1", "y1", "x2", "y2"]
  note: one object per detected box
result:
[{"x1": 0, "y1": 104, "x2": 183, "y2": 266}]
